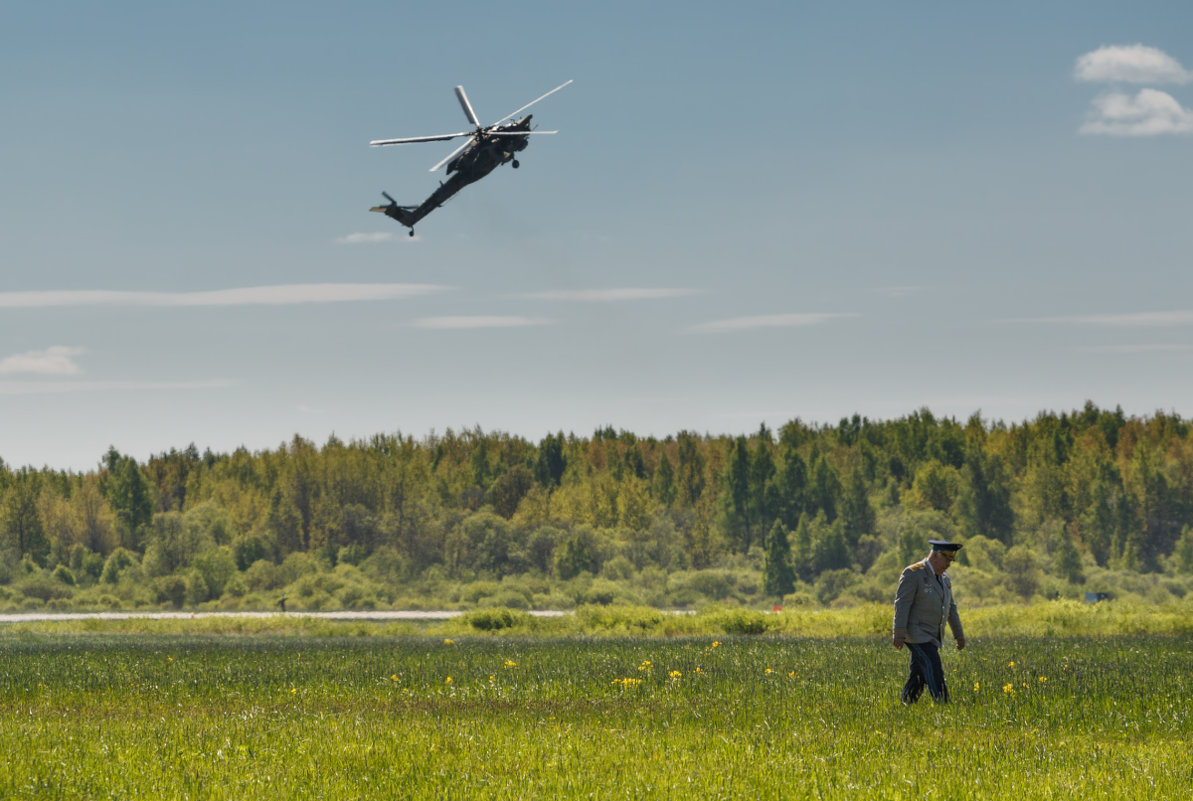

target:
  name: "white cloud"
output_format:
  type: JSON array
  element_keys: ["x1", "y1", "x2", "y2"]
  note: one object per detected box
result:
[
  {"x1": 1080, "y1": 89, "x2": 1193, "y2": 136},
  {"x1": 411, "y1": 316, "x2": 553, "y2": 329},
  {"x1": 0, "y1": 378, "x2": 233, "y2": 396},
  {"x1": 688, "y1": 313, "x2": 857, "y2": 333},
  {"x1": 524, "y1": 288, "x2": 701, "y2": 302},
  {"x1": 1074, "y1": 44, "x2": 1192, "y2": 84},
  {"x1": 335, "y1": 232, "x2": 395, "y2": 245},
  {"x1": 0, "y1": 346, "x2": 85, "y2": 375},
  {"x1": 0, "y1": 283, "x2": 448, "y2": 308},
  {"x1": 1019, "y1": 310, "x2": 1193, "y2": 326}
]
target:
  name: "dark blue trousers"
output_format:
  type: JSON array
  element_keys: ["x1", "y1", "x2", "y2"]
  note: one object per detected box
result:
[{"x1": 902, "y1": 642, "x2": 948, "y2": 703}]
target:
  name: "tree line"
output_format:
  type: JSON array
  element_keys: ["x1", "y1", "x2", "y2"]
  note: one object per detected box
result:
[{"x1": 3, "y1": 402, "x2": 1193, "y2": 610}]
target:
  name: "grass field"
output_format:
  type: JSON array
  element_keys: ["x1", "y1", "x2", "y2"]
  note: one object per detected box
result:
[{"x1": 1, "y1": 622, "x2": 1190, "y2": 799}]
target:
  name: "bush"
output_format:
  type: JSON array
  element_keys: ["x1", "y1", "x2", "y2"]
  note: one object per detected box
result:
[
  {"x1": 232, "y1": 535, "x2": 270, "y2": 571},
  {"x1": 815, "y1": 568, "x2": 860, "y2": 605},
  {"x1": 51, "y1": 565, "x2": 77, "y2": 586},
  {"x1": 459, "y1": 580, "x2": 502, "y2": 604},
  {"x1": 464, "y1": 607, "x2": 525, "y2": 631},
  {"x1": 152, "y1": 575, "x2": 187, "y2": 609},
  {"x1": 100, "y1": 548, "x2": 140, "y2": 584},
  {"x1": 575, "y1": 604, "x2": 664, "y2": 633},
  {"x1": 479, "y1": 589, "x2": 531, "y2": 610},
  {"x1": 18, "y1": 577, "x2": 74, "y2": 603},
  {"x1": 680, "y1": 570, "x2": 735, "y2": 601},
  {"x1": 700, "y1": 607, "x2": 770, "y2": 635}
]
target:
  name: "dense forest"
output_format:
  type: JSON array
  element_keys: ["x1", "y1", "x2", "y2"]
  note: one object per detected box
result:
[{"x1": 3, "y1": 402, "x2": 1193, "y2": 613}]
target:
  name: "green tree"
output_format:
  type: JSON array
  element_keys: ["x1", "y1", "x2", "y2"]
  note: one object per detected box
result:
[
  {"x1": 1173, "y1": 525, "x2": 1193, "y2": 574},
  {"x1": 955, "y1": 449, "x2": 1013, "y2": 543},
  {"x1": 762, "y1": 520, "x2": 795, "y2": 598},
  {"x1": 652, "y1": 453, "x2": 677, "y2": 506},
  {"x1": 716, "y1": 437, "x2": 752, "y2": 553},
  {"x1": 104, "y1": 450, "x2": 154, "y2": 551},
  {"x1": 770, "y1": 445, "x2": 807, "y2": 530},
  {"x1": 2, "y1": 470, "x2": 49, "y2": 564},
  {"x1": 1003, "y1": 544, "x2": 1039, "y2": 600},
  {"x1": 675, "y1": 432, "x2": 706, "y2": 507},
  {"x1": 811, "y1": 516, "x2": 850, "y2": 575},
  {"x1": 534, "y1": 433, "x2": 567, "y2": 488},
  {"x1": 839, "y1": 465, "x2": 876, "y2": 547},
  {"x1": 555, "y1": 533, "x2": 596, "y2": 580},
  {"x1": 1054, "y1": 526, "x2": 1084, "y2": 584},
  {"x1": 808, "y1": 455, "x2": 841, "y2": 522}
]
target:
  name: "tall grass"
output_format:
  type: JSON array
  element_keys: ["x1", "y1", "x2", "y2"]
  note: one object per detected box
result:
[
  {"x1": 5, "y1": 598, "x2": 1192, "y2": 639},
  {"x1": 1, "y1": 630, "x2": 1189, "y2": 799}
]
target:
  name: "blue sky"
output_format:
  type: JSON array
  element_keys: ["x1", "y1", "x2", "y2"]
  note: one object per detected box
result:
[{"x1": 3, "y1": 2, "x2": 1193, "y2": 471}]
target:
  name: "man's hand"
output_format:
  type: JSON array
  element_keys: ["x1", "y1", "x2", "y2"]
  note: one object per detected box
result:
[
  {"x1": 955, "y1": 635, "x2": 966, "y2": 651},
  {"x1": 892, "y1": 637, "x2": 905, "y2": 650}
]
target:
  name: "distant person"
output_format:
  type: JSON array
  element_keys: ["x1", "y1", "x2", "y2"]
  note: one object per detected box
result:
[
  {"x1": 892, "y1": 539, "x2": 966, "y2": 703},
  {"x1": 278, "y1": 596, "x2": 287, "y2": 614}
]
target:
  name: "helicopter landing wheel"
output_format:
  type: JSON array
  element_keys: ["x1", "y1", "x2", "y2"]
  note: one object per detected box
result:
[
  {"x1": 409, "y1": 230, "x2": 415, "y2": 237},
  {"x1": 512, "y1": 159, "x2": 520, "y2": 169}
]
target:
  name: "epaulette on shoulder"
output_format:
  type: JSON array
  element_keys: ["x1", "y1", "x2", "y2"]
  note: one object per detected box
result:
[{"x1": 909, "y1": 563, "x2": 925, "y2": 571}]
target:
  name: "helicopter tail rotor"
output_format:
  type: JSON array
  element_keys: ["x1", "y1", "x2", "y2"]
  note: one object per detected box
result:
[{"x1": 370, "y1": 192, "x2": 419, "y2": 229}]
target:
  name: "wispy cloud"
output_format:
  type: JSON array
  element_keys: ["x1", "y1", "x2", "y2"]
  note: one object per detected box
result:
[
  {"x1": 411, "y1": 316, "x2": 553, "y2": 330},
  {"x1": 688, "y1": 313, "x2": 858, "y2": 333},
  {"x1": 1015, "y1": 311, "x2": 1193, "y2": 327},
  {"x1": 335, "y1": 232, "x2": 396, "y2": 245},
  {"x1": 1078, "y1": 344, "x2": 1193, "y2": 353},
  {"x1": 1074, "y1": 44, "x2": 1192, "y2": 84},
  {"x1": 0, "y1": 379, "x2": 233, "y2": 396},
  {"x1": 0, "y1": 346, "x2": 85, "y2": 376},
  {"x1": 1080, "y1": 89, "x2": 1193, "y2": 136},
  {"x1": 0, "y1": 284, "x2": 448, "y2": 308},
  {"x1": 524, "y1": 288, "x2": 701, "y2": 302}
]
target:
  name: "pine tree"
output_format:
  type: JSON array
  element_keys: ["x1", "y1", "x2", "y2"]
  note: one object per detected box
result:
[{"x1": 763, "y1": 519, "x2": 795, "y2": 597}]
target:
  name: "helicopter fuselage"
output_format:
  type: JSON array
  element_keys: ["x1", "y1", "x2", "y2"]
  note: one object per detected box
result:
[{"x1": 445, "y1": 115, "x2": 533, "y2": 183}]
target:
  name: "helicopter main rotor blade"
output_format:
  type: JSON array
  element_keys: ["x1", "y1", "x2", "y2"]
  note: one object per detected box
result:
[
  {"x1": 488, "y1": 79, "x2": 573, "y2": 128},
  {"x1": 429, "y1": 138, "x2": 473, "y2": 173},
  {"x1": 370, "y1": 132, "x2": 473, "y2": 146},
  {"x1": 455, "y1": 86, "x2": 482, "y2": 128},
  {"x1": 486, "y1": 130, "x2": 558, "y2": 136}
]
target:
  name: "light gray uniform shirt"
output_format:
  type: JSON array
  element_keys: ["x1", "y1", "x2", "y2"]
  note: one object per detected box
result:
[{"x1": 892, "y1": 558, "x2": 964, "y2": 647}]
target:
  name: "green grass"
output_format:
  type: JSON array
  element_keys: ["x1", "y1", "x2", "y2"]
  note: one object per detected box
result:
[{"x1": 1, "y1": 630, "x2": 1190, "y2": 799}]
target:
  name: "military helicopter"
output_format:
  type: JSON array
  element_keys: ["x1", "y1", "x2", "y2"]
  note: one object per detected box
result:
[{"x1": 369, "y1": 79, "x2": 572, "y2": 235}]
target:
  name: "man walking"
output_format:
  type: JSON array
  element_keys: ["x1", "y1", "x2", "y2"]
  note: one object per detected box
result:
[{"x1": 892, "y1": 539, "x2": 966, "y2": 703}]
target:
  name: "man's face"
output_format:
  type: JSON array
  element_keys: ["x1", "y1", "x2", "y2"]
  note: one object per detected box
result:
[{"x1": 929, "y1": 550, "x2": 956, "y2": 572}]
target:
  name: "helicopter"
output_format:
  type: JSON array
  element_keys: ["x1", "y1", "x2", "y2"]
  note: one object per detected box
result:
[{"x1": 369, "y1": 79, "x2": 572, "y2": 235}]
